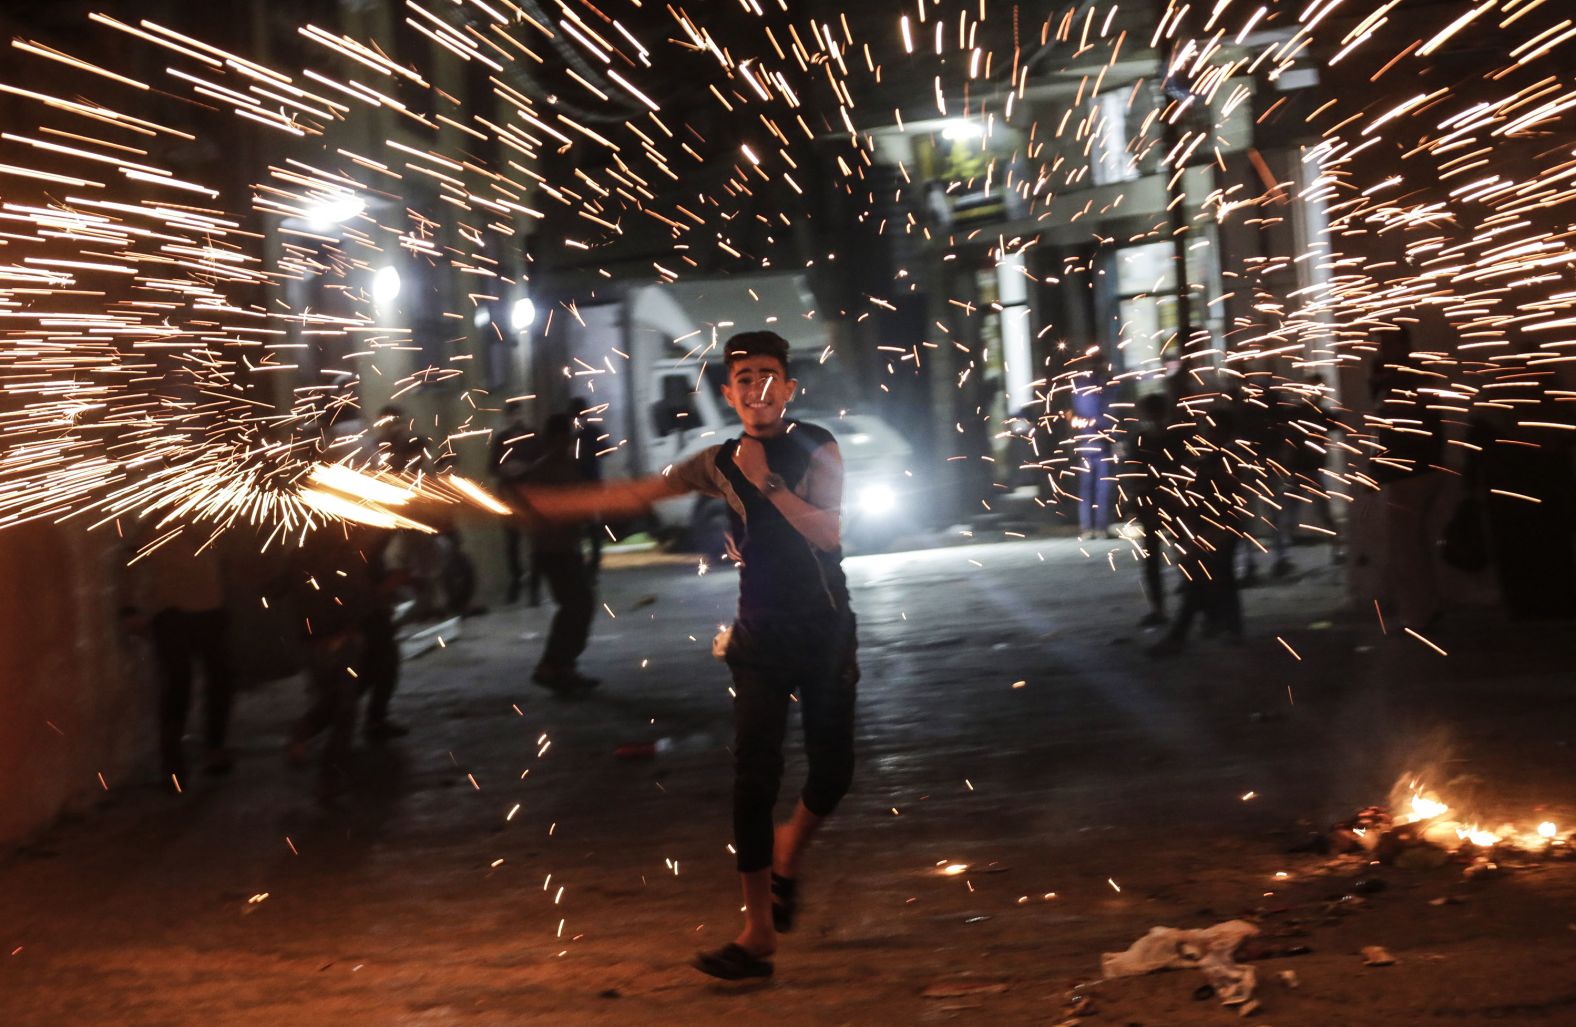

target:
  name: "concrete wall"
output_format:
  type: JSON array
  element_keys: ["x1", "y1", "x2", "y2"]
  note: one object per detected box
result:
[{"x1": 0, "y1": 522, "x2": 152, "y2": 848}]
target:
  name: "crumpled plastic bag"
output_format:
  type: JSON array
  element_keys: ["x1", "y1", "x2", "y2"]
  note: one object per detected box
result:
[{"x1": 1101, "y1": 920, "x2": 1260, "y2": 1006}]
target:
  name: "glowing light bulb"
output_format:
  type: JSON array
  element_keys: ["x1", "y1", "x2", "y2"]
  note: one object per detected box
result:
[{"x1": 372, "y1": 266, "x2": 401, "y2": 308}]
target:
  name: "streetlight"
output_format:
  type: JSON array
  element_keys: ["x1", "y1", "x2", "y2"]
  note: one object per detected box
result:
[
  {"x1": 510, "y1": 296, "x2": 536, "y2": 332},
  {"x1": 372, "y1": 265, "x2": 401, "y2": 309},
  {"x1": 941, "y1": 119, "x2": 985, "y2": 141},
  {"x1": 306, "y1": 194, "x2": 364, "y2": 230}
]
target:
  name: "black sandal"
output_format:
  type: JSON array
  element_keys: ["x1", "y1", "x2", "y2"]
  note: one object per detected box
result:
[
  {"x1": 692, "y1": 943, "x2": 774, "y2": 980},
  {"x1": 771, "y1": 873, "x2": 798, "y2": 933}
]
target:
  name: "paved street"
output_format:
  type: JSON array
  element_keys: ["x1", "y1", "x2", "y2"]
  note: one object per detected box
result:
[{"x1": 3, "y1": 537, "x2": 1575, "y2": 1025}]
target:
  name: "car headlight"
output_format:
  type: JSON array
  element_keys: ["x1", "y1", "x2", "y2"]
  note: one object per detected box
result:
[{"x1": 858, "y1": 483, "x2": 897, "y2": 516}]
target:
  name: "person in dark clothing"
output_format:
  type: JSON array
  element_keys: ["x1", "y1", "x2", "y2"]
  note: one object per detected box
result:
[
  {"x1": 492, "y1": 402, "x2": 538, "y2": 606},
  {"x1": 1477, "y1": 407, "x2": 1576, "y2": 619},
  {"x1": 1367, "y1": 326, "x2": 1448, "y2": 630},
  {"x1": 360, "y1": 560, "x2": 406, "y2": 741},
  {"x1": 285, "y1": 525, "x2": 401, "y2": 791},
  {"x1": 122, "y1": 525, "x2": 234, "y2": 787},
  {"x1": 1121, "y1": 392, "x2": 1177, "y2": 627},
  {"x1": 568, "y1": 397, "x2": 605, "y2": 577},
  {"x1": 521, "y1": 413, "x2": 599, "y2": 692},
  {"x1": 1071, "y1": 381, "x2": 1115, "y2": 538},
  {"x1": 1150, "y1": 410, "x2": 1249, "y2": 656},
  {"x1": 1263, "y1": 386, "x2": 1304, "y2": 577},
  {"x1": 1283, "y1": 375, "x2": 1345, "y2": 562},
  {"x1": 374, "y1": 405, "x2": 426, "y2": 473},
  {"x1": 1228, "y1": 383, "x2": 1278, "y2": 583},
  {"x1": 515, "y1": 331, "x2": 856, "y2": 982}
]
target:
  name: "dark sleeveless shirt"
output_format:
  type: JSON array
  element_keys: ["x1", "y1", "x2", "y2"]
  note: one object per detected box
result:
[{"x1": 670, "y1": 420, "x2": 849, "y2": 619}]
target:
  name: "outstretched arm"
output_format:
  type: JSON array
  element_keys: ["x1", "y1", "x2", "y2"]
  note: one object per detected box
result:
[{"x1": 514, "y1": 472, "x2": 688, "y2": 523}]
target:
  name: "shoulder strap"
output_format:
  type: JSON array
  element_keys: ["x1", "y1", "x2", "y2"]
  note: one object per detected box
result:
[
  {"x1": 713, "y1": 439, "x2": 751, "y2": 527},
  {"x1": 714, "y1": 438, "x2": 741, "y2": 485}
]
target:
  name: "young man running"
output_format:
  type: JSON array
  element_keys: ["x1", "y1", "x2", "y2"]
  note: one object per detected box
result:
[{"x1": 514, "y1": 331, "x2": 858, "y2": 980}]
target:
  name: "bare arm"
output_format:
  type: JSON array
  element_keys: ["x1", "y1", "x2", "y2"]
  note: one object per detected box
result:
[{"x1": 513, "y1": 473, "x2": 687, "y2": 523}]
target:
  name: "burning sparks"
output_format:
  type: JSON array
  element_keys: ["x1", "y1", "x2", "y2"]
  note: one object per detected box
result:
[{"x1": 0, "y1": 0, "x2": 1566, "y2": 558}]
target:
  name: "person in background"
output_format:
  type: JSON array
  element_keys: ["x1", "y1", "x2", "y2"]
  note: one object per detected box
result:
[
  {"x1": 1070, "y1": 378, "x2": 1114, "y2": 539},
  {"x1": 286, "y1": 525, "x2": 401, "y2": 793},
  {"x1": 1228, "y1": 382, "x2": 1278, "y2": 584},
  {"x1": 1368, "y1": 325, "x2": 1447, "y2": 631},
  {"x1": 1150, "y1": 408, "x2": 1247, "y2": 656},
  {"x1": 374, "y1": 405, "x2": 426, "y2": 474},
  {"x1": 360, "y1": 535, "x2": 408, "y2": 742},
  {"x1": 1478, "y1": 400, "x2": 1576, "y2": 620},
  {"x1": 493, "y1": 401, "x2": 538, "y2": 606},
  {"x1": 373, "y1": 404, "x2": 437, "y2": 619},
  {"x1": 1263, "y1": 385, "x2": 1304, "y2": 578},
  {"x1": 568, "y1": 397, "x2": 605, "y2": 579},
  {"x1": 520, "y1": 413, "x2": 599, "y2": 693},
  {"x1": 361, "y1": 409, "x2": 417, "y2": 731},
  {"x1": 1286, "y1": 374, "x2": 1345, "y2": 563},
  {"x1": 121, "y1": 522, "x2": 233, "y2": 788},
  {"x1": 1122, "y1": 391, "x2": 1177, "y2": 628}
]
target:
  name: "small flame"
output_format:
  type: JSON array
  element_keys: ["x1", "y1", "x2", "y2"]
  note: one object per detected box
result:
[
  {"x1": 1402, "y1": 792, "x2": 1449, "y2": 824},
  {"x1": 941, "y1": 863, "x2": 968, "y2": 876},
  {"x1": 1392, "y1": 780, "x2": 1558, "y2": 851}
]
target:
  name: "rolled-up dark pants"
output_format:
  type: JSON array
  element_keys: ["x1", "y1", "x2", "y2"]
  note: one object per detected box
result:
[
  {"x1": 535, "y1": 549, "x2": 594, "y2": 672},
  {"x1": 725, "y1": 611, "x2": 858, "y2": 873},
  {"x1": 362, "y1": 610, "x2": 400, "y2": 727},
  {"x1": 293, "y1": 632, "x2": 363, "y2": 776},
  {"x1": 151, "y1": 608, "x2": 232, "y2": 769},
  {"x1": 1137, "y1": 502, "x2": 1165, "y2": 614}
]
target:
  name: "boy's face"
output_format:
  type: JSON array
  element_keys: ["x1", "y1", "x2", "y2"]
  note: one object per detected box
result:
[{"x1": 721, "y1": 356, "x2": 795, "y2": 435}]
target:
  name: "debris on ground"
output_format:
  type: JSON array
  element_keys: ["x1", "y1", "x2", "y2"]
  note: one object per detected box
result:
[
  {"x1": 1463, "y1": 859, "x2": 1501, "y2": 882},
  {"x1": 920, "y1": 978, "x2": 1010, "y2": 999},
  {"x1": 1238, "y1": 932, "x2": 1313, "y2": 961},
  {"x1": 1101, "y1": 919, "x2": 1259, "y2": 1007},
  {"x1": 1051, "y1": 990, "x2": 1098, "y2": 1025},
  {"x1": 1361, "y1": 945, "x2": 1396, "y2": 967},
  {"x1": 1277, "y1": 970, "x2": 1300, "y2": 989}
]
